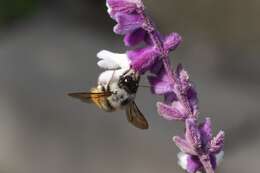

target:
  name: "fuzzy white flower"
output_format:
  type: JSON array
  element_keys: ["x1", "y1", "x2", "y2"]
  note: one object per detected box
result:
[
  {"x1": 96, "y1": 50, "x2": 131, "y2": 86},
  {"x1": 97, "y1": 50, "x2": 130, "y2": 70},
  {"x1": 98, "y1": 69, "x2": 127, "y2": 86},
  {"x1": 177, "y1": 152, "x2": 189, "y2": 171}
]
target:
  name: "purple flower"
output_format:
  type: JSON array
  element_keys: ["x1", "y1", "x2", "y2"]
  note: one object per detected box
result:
[
  {"x1": 177, "y1": 152, "x2": 224, "y2": 173},
  {"x1": 106, "y1": 0, "x2": 148, "y2": 46},
  {"x1": 106, "y1": 0, "x2": 144, "y2": 19},
  {"x1": 176, "y1": 64, "x2": 199, "y2": 116},
  {"x1": 173, "y1": 118, "x2": 224, "y2": 173},
  {"x1": 148, "y1": 68, "x2": 188, "y2": 120},
  {"x1": 163, "y1": 32, "x2": 182, "y2": 51},
  {"x1": 157, "y1": 101, "x2": 188, "y2": 121},
  {"x1": 148, "y1": 68, "x2": 173, "y2": 94},
  {"x1": 149, "y1": 64, "x2": 198, "y2": 121},
  {"x1": 127, "y1": 33, "x2": 182, "y2": 74},
  {"x1": 124, "y1": 28, "x2": 149, "y2": 46},
  {"x1": 113, "y1": 13, "x2": 145, "y2": 35},
  {"x1": 107, "y1": 0, "x2": 182, "y2": 48},
  {"x1": 127, "y1": 46, "x2": 160, "y2": 74}
]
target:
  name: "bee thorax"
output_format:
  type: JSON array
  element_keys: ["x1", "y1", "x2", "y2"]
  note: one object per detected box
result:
[{"x1": 106, "y1": 82, "x2": 135, "y2": 109}]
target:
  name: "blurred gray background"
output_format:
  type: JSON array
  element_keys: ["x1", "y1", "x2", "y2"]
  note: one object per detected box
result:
[{"x1": 0, "y1": 0, "x2": 259, "y2": 173}]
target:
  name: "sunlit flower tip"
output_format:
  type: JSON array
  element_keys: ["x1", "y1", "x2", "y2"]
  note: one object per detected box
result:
[
  {"x1": 157, "y1": 102, "x2": 188, "y2": 121},
  {"x1": 106, "y1": 0, "x2": 144, "y2": 19},
  {"x1": 209, "y1": 130, "x2": 225, "y2": 154},
  {"x1": 163, "y1": 32, "x2": 182, "y2": 51},
  {"x1": 97, "y1": 50, "x2": 130, "y2": 70},
  {"x1": 127, "y1": 46, "x2": 160, "y2": 74},
  {"x1": 113, "y1": 13, "x2": 145, "y2": 35},
  {"x1": 124, "y1": 28, "x2": 147, "y2": 46}
]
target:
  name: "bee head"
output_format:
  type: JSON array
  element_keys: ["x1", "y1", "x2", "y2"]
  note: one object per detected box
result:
[{"x1": 118, "y1": 71, "x2": 140, "y2": 94}]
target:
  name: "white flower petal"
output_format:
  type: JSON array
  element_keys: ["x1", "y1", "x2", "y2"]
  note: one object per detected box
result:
[
  {"x1": 177, "y1": 152, "x2": 188, "y2": 171},
  {"x1": 97, "y1": 50, "x2": 130, "y2": 70},
  {"x1": 97, "y1": 60, "x2": 117, "y2": 70},
  {"x1": 98, "y1": 70, "x2": 113, "y2": 86},
  {"x1": 98, "y1": 69, "x2": 128, "y2": 86},
  {"x1": 106, "y1": 1, "x2": 112, "y2": 14},
  {"x1": 177, "y1": 152, "x2": 202, "y2": 173}
]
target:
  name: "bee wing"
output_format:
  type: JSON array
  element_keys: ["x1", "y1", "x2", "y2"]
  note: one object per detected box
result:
[
  {"x1": 126, "y1": 102, "x2": 149, "y2": 129},
  {"x1": 68, "y1": 91, "x2": 111, "y2": 103}
]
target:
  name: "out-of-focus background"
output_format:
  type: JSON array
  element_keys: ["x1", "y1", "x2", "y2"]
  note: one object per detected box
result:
[{"x1": 0, "y1": 0, "x2": 259, "y2": 173}]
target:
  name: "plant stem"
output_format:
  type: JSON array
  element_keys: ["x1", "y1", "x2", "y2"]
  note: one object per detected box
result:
[
  {"x1": 142, "y1": 12, "x2": 215, "y2": 173},
  {"x1": 143, "y1": 14, "x2": 193, "y2": 118}
]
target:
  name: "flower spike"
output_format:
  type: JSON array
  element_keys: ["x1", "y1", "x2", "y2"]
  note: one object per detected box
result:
[{"x1": 94, "y1": 1, "x2": 226, "y2": 173}]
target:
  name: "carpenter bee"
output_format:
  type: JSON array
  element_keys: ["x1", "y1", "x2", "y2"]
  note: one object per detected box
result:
[{"x1": 68, "y1": 69, "x2": 149, "y2": 129}]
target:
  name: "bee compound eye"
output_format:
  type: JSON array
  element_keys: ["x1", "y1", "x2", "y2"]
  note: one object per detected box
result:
[{"x1": 124, "y1": 76, "x2": 133, "y2": 83}]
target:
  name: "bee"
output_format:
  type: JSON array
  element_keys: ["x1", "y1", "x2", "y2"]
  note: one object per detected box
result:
[{"x1": 68, "y1": 69, "x2": 149, "y2": 129}]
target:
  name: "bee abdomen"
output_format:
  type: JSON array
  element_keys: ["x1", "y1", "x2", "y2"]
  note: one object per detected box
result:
[{"x1": 101, "y1": 98, "x2": 116, "y2": 112}]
